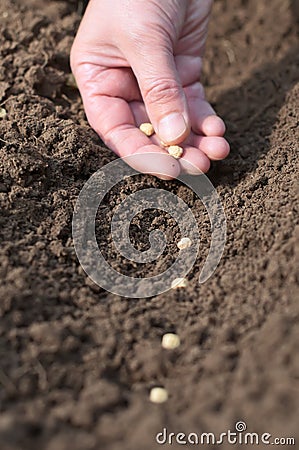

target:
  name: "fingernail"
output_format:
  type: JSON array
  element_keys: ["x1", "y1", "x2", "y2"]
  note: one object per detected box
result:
[{"x1": 158, "y1": 113, "x2": 187, "y2": 144}]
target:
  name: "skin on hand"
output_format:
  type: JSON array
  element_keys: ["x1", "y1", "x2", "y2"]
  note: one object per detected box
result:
[{"x1": 70, "y1": 0, "x2": 230, "y2": 179}]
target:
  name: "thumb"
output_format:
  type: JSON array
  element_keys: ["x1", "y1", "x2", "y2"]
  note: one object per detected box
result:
[{"x1": 128, "y1": 44, "x2": 191, "y2": 145}]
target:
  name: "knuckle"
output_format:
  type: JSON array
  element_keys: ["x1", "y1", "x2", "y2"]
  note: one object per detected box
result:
[
  {"x1": 143, "y1": 78, "x2": 181, "y2": 105},
  {"x1": 186, "y1": 82, "x2": 205, "y2": 100}
]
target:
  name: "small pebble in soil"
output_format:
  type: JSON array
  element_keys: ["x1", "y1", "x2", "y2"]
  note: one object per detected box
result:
[
  {"x1": 171, "y1": 277, "x2": 188, "y2": 289},
  {"x1": 177, "y1": 237, "x2": 192, "y2": 250},
  {"x1": 139, "y1": 122, "x2": 155, "y2": 137},
  {"x1": 149, "y1": 387, "x2": 168, "y2": 403},
  {"x1": 167, "y1": 145, "x2": 183, "y2": 159},
  {"x1": 162, "y1": 333, "x2": 180, "y2": 350},
  {"x1": 0, "y1": 107, "x2": 7, "y2": 119}
]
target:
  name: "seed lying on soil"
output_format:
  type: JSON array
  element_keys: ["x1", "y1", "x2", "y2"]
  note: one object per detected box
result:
[
  {"x1": 167, "y1": 145, "x2": 183, "y2": 159},
  {"x1": 162, "y1": 333, "x2": 180, "y2": 350},
  {"x1": 139, "y1": 122, "x2": 155, "y2": 137},
  {"x1": 171, "y1": 277, "x2": 188, "y2": 289},
  {"x1": 177, "y1": 237, "x2": 192, "y2": 250},
  {"x1": 0, "y1": 107, "x2": 7, "y2": 119},
  {"x1": 149, "y1": 387, "x2": 168, "y2": 403}
]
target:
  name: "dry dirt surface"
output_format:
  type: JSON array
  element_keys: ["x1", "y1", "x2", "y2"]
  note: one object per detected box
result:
[{"x1": 0, "y1": 0, "x2": 298, "y2": 449}]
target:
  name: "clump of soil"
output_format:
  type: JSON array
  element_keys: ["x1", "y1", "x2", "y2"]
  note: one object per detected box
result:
[{"x1": 0, "y1": 0, "x2": 298, "y2": 449}]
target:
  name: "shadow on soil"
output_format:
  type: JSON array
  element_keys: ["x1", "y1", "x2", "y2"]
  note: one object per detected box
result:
[{"x1": 209, "y1": 44, "x2": 299, "y2": 188}]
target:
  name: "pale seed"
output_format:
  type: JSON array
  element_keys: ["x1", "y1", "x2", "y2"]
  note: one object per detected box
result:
[
  {"x1": 0, "y1": 107, "x2": 7, "y2": 119},
  {"x1": 177, "y1": 237, "x2": 192, "y2": 250},
  {"x1": 167, "y1": 145, "x2": 183, "y2": 159},
  {"x1": 171, "y1": 277, "x2": 188, "y2": 289},
  {"x1": 149, "y1": 387, "x2": 168, "y2": 403},
  {"x1": 139, "y1": 122, "x2": 155, "y2": 137},
  {"x1": 162, "y1": 333, "x2": 180, "y2": 350}
]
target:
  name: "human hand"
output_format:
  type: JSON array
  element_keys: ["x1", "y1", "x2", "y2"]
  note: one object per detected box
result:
[{"x1": 71, "y1": 0, "x2": 229, "y2": 178}]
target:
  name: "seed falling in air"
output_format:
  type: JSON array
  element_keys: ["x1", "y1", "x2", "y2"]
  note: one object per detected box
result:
[
  {"x1": 171, "y1": 277, "x2": 188, "y2": 289},
  {"x1": 162, "y1": 333, "x2": 180, "y2": 350},
  {"x1": 167, "y1": 145, "x2": 183, "y2": 159},
  {"x1": 0, "y1": 107, "x2": 7, "y2": 119},
  {"x1": 149, "y1": 387, "x2": 168, "y2": 404},
  {"x1": 139, "y1": 122, "x2": 155, "y2": 137},
  {"x1": 177, "y1": 237, "x2": 192, "y2": 250}
]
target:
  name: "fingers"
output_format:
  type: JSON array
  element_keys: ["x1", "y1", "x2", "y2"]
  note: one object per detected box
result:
[
  {"x1": 174, "y1": 55, "x2": 202, "y2": 86},
  {"x1": 130, "y1": 55, "x2": 202, "y2": 127},
  {"x1": 124, "y1": 146, "x2": 181, "y2": 180},
  {"x1": 71, "y1": 63, "x2": 180, "y2": 178},
  {"x1": 73, "y1": 59, "x2": 228, "y2": 178},
  {"x1": 81, "y1": 93, "x2": 181, "y2": 179},
  {"x1": 179, "y1": 146, "x2": 211, "y2": 175},
  {"x1": 127, "y1": 44, "x2": 191, "y2": 146},
  {"x1": 130, "y1": 100, "x2": 229, "y2": 168},
  {"x1": 185, "y1": 82, "x2": 226, "y2": 136},
  {"x1": 89, "y1": 67, "x2": 141, "y2": 102},
  {"x1": 193, "y1": 135, "x2": 230, "y2": 160}
]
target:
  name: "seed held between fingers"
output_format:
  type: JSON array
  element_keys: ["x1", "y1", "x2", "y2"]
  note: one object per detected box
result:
[
  {"x1": 139, "y1": 122, "x2": 155, "y2": 137},
  {"x1": 167, "y1": 145, "x2": 183, "y2": 159},
  {"x1": 162, "y1": 333, "x2": 181, "y2": 350},
  {"x1": 177, "y1": 237, "x2": 192, "y2": 250},
  {"x1": 149, "y1": 387, "x2": 168, "y2": 403},
  {"x1": 171, "y1": 277, "x2": 188, "y2": 289}
]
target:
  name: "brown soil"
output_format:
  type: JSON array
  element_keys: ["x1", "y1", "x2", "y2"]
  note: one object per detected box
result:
[{"x1": 0, "y1": 0, "x2": 298, "y2": 449}]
